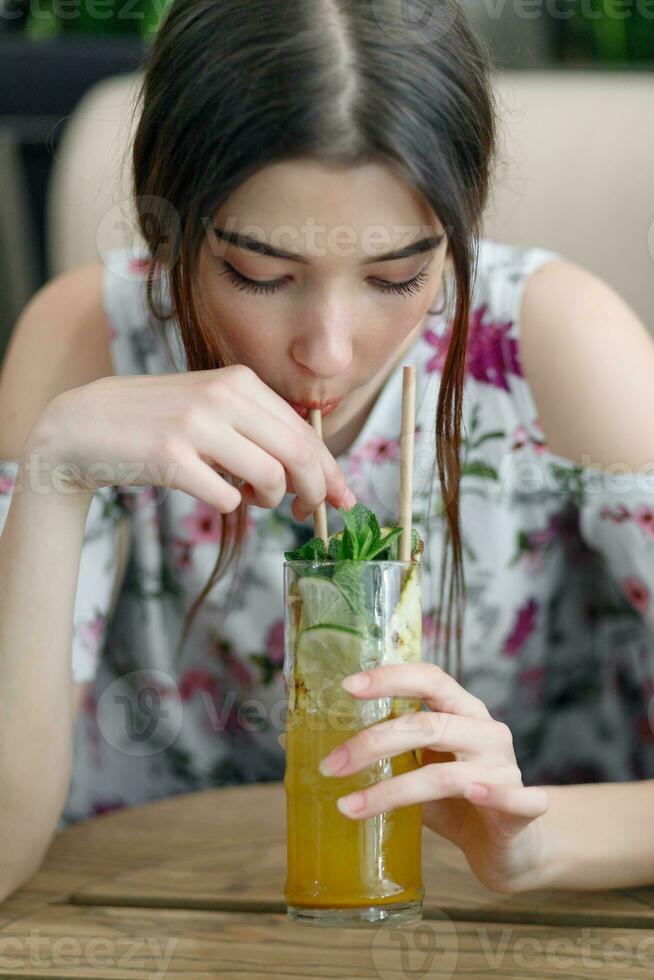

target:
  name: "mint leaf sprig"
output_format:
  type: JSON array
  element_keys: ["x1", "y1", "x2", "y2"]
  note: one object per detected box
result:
[{"x1": 284, "y1": 502, "x2": 421, "y2": 562}]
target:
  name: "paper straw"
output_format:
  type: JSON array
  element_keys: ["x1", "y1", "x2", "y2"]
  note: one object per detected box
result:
[
  {"x1": 399, "y1": 366, "x2": 416, "y2": 561},
  {"x1": 309, "y1": 409, "x2": 329, "y2": 548}
]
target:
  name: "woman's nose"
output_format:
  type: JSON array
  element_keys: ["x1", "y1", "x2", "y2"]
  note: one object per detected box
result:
[{"x1": 291, "y1": 323, "x2": 353, "y2": 379}]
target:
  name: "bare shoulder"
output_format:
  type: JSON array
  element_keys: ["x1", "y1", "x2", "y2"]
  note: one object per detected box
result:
[
  {"x1": 0, "y1": 260, "x2": 113, "y2": 460},
  {"x1": 519, "y1": 257, "x2": 654, "y2": 469}
]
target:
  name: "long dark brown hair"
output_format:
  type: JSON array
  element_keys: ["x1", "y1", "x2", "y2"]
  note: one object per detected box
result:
[{"x1": 129, "y1": 0, "x2": 498, "y2": 680}]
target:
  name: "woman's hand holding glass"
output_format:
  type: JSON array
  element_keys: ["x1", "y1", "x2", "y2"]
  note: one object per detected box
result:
[{"x1": 319, "y1": 663, "x2": 551, "y2": 895}]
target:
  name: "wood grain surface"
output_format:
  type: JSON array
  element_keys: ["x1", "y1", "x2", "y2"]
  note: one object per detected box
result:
[{"x1": 1, "y1": 782, "x2": 654, "y2": 978}]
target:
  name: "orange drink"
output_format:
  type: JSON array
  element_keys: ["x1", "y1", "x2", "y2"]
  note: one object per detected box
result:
[{"x1": 283, "y1": 559, "x2": 424, "y2": 927}]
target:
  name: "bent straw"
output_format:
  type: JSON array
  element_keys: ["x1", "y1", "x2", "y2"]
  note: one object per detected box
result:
[
  {"x1": 399, "y1": 365, "x2": 416, "y2": 561},
  {"x1": 309, "y1": 409, "x2": 329, "y2": 548}
]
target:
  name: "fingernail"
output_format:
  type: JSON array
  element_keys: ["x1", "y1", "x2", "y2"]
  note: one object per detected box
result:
[
  {"x1": 337, "y1": 792, "x2": 366, "y2": 816},
  {"x1": 319, "y1": 745, "x2": 348, "y2": 777},
  {"x1": 294, "y1": 500, "x2": 310, "y2": 522},
  {"x1": 341, "y1": 488, "x2": 357, "y2": 510},
  {"x1": 342, "y1": 673, "x2": 370, "y2": 694}
]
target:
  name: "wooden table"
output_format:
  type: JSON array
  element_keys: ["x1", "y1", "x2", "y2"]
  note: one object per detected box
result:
[{"x1": 2, "y1": 783, "x2": 654, "y2": 978}]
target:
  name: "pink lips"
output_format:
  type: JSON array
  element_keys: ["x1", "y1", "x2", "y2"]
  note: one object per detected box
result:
[{"x1": 286, "y1": 398, "x2": 343, "y2": 419}]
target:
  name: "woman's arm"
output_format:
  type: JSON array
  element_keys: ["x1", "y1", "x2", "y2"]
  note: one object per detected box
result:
[
  {"x1": 517, "y1": 259, "x2": 654, "y2": 892},
  {"x1": 0, "y1": 471, "x2": 93, "y2": 900},
  {"x1": 532, "y1": 780, "x2": 654, "y2": 891},
  {"x1": 0, "y1": 262, "x2": 112, "y2": 901},
  {"x1": 519, "y1": 257, "x2": 654, "y2": 471}
]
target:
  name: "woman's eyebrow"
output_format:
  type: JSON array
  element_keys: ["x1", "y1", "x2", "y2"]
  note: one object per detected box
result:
[{"x1": 212, "y1": 226, "x2": 445, "y2": 264}]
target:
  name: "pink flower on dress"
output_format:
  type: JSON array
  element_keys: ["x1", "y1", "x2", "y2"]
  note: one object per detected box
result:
[
  {"x1": 92, "y1": 799, "x2": 126, "y2": 817},
  {"x1": 425, "y1": 305, "x2": 518, "y2": 391},
  {"x1": 349, "y1": 435, "x2": 401, "y2": 479},
  {"x1": 78, "y1": 614, "x2": 107, "y2": 654},
  {"x1": 181, "y1": 501, "x2": 224, "y2": 544},
  {"x1": 180, "y1": 500, "x2": 254, "y2": 546},
  {"x1": 622, "y1": 576, "x2": 650, "y2": 615},
  {"x1": 422, "y1": 611, "x2": 448, "y2": 647},
  {"x1": 532, "y1": 419, "x2": 548, "y2": 452},
  {"x1": 633, "y1": 506, "x2": 654, "y2": 539},
  {"x1": 265, "y1": 618, "x2": 286, "y2": 666},
  {"x1": 82, "y1": 687, "x2": 97, "y2": 718},
  {"x1": 422, "y1": 612, "x2": 438, "y2": 639},
  {"x1": 172, "y1": 537, "x2": 194, "y2": 572},
  {"x1": 503, "y1": 598, "x2": 539, "y2": 657},
  {"x1": 0, "y1": 472, "x2": 16, "y2": 494},
  {"x1": 518, "y1": 664, "x2": 545, "y2": 708},
  {"x1": 210, "y1": 636, "x2": 255, "y2": 689},
  {"x1": 511, "y1": 426, "x2": 529, "y2": 451},
  {"x1": 127, "y1": 256, "x2": 151, "y2": 277},
  {"x1": 180, "y1": 667, "x2": 249, "y2": 736},
  {"x1": 510, "y1": 422, "x2": 548, "y2": 454},
  {"x1": 179, "y1": 667, "x2": 221, "y2": 702},
  {"x1": 600, "y1": 504, "x2": 631, "y2": 524}
]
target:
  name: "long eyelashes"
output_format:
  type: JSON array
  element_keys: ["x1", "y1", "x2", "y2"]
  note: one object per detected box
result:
[{"x1": 218, "y1": 262, "x2": 430, "y2": 298}]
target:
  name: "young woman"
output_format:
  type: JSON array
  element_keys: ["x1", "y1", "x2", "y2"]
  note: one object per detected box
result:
[{"x1": 1, "y1": 0, "x2": 654, "y2": 900}]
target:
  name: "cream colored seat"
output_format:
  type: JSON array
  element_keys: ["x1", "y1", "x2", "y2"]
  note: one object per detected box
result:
[
  {"x1": 47, "y1": 69, "x2": 654, "y2": 330},
  {"x1": 47, "y1": 71, "x2": 144, "y2": 277}
]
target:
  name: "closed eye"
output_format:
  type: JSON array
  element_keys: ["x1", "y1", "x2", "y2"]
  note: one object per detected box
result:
[{"x1": 218, "y1": 261, "x2": 431, "y2": 298}]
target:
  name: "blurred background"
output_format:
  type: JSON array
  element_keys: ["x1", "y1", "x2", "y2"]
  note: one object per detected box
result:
[{"x1": 0, "y1": 0, "x2": 652, "y2": 364}]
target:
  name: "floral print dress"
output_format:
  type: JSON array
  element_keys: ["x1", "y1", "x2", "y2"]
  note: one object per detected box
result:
[{"x1": 2, "y1": 236, "x2": 654, "y2": 826}]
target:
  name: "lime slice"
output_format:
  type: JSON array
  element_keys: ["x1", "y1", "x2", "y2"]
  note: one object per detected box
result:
[
  {"x1": 298, "y1": 576, "x2": 361, "y2": 630},
  {"x1": 385, "y1": 564, "x2": 422, "y2": 666},
  {"x1": 296, "y1": 624, "x2": 371, "y2": 702}
]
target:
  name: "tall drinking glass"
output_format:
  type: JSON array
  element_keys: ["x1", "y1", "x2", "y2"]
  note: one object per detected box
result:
[{"x1": 283, "y1": 558, "x2": 424, "y2": 927}]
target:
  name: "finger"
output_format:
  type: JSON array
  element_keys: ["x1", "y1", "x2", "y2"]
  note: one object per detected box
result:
[
  {"x1": 343, "y1": 663, "x2": 491, "y2": 720},
  {"x1": 194, "y1": 424, "x2": 287, "y2": 509},
  {"x1": 215, "y1": 404, "x2": 348, "y2": 512},
  {"x1": 464, "y1": 782, "x2": 550, "y2": 820},
  {"x1": 290, "y1": 488, "x2": 357, "y2": 524},
  {"x1": 336, "y1": 761, "x2": 520, "y2": 819},
  {"x1": 277, "y1": 732, "x2": 287, "y2": 750},
  {"x1": 232, "y1": 408, "x2": 349, "y2": 514},
  {"x1": 170, "y1": 451, "x2": 242, "y2": 512},
  {"x1": 221, "y1": 371, "x2": 353, "y2": 510},
  {"x1": 320, "y1": 711, "x2": 508, "y2": 777}
]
